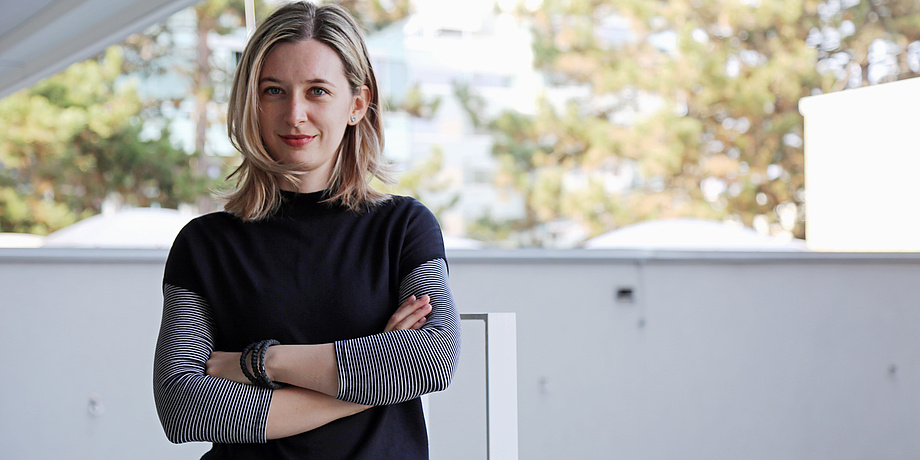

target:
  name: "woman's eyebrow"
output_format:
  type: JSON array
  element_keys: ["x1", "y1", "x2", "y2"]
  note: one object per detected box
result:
[
  {"x1": 258, "y1": 76, "x2": 283, "y2": 85},
  {"x1": 302, "y1": 78, "x2": 337, "y2": 87},
  {"x1": 258, "y1": 76, "x2": 337, "y2": 87}
]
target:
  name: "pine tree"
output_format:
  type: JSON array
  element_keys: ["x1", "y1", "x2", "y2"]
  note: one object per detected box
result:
[
  {"x1": 477, "y1": 0, "x2": 920, "y2": 246},
  {"x1": 0, "y1": 47, "x2": 212, "y2": 234}
]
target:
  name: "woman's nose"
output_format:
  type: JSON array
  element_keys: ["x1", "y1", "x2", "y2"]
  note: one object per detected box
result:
[{"x1": 285, "y1": 97, "x2": 308, "y2": 126}]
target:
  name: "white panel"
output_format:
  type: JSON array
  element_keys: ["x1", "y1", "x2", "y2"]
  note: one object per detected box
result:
[{"x1": 800, "y1": 77, "x2": 920, "y2": 251}]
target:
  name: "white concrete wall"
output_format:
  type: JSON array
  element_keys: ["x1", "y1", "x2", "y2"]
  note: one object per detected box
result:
[
  {"x1": 2, "y1": 248, "x2": 920, "y2": 459},
  {"x1": 449, "y1": 251, "x2": 920, "y2": 460},
  {"x1": 0, "y1": 250, "x2": 208, "y2": 459}
]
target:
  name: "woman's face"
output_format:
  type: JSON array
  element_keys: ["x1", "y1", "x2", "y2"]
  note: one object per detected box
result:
[{"x1": 257, "y1": 39, "x2": 368, "y2": 192}]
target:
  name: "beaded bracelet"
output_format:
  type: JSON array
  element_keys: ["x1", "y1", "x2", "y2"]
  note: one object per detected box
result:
[
  {"x1": 255, "y1": 339, "x2": 282, "y2": 389},
  {"x1": 239, "y1": 342, "x2": 260, "y2": 386},
  {"x1": 240, "y1": 339, "x2": 282, "y2": 389},
  {"x1": 240, "y1": 339, "x2": 282, "y2": 388},
  {"x1": 249, "y1": 340, "x2": 264, "y2": 386}
]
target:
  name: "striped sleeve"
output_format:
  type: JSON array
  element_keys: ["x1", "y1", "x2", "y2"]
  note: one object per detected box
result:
[
  {"x1": 153, "y1": 283, "x2": 273, "y2": 444},
  {"x1": 334, "y1": 258, "x2": 461, "y2": 405}
]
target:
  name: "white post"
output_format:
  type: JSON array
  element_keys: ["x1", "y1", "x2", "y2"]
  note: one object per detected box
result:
[
  {"x1": 461, "y1": 313, "x2": 519, "y2": 460},
  {"x1": 244, "y1": 0, "x2": 255, "y2": 37}
]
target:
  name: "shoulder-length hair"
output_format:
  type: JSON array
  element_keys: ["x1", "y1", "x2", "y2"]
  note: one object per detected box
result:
[{"x1": 223, "y1": 1, "x2": 391, "y2": 220}]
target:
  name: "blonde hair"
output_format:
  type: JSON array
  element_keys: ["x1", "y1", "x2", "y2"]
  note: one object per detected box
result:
[{"x1": 223, "y1": 1, "x2": 391, "y2": 220}]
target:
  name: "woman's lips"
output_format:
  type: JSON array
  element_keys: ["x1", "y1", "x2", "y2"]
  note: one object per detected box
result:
[{"x1": 279, "y1": 134, "x2": 315, "y2": 147}]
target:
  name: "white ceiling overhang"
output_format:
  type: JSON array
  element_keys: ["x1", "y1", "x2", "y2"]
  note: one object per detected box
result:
[{"x1": 0, "y1": 0, "x2": 202, "y2": 99}]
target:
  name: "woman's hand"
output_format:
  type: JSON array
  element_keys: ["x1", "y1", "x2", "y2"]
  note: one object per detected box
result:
[
  {"x1": 384, "y1": 295, "x2": 431, "y2": 333},
  {"x1": 205, "y1": 351, "x2": 250, "y2": 384}
]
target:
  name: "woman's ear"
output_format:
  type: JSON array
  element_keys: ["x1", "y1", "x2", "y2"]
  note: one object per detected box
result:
[{"x1": 349, "y1": 85, "x2": 371, "y2": 125}]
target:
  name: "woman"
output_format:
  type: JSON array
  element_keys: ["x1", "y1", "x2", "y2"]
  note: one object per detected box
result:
[{"x1": 152, "y1": 2, "x2": 461, "y2": 459}]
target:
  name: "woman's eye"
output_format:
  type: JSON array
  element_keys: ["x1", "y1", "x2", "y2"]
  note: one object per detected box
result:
[
  {"x1": 264, "y1": 87, "x2": 283, "y2": 96},
  {"x1": 310, "y1": 87, "x2": 329, "y2": 96}
]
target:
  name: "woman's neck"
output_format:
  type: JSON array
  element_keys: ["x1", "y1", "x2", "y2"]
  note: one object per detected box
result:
[{"x1": 278, "y1": 174, "x2": 329, "y2": 194}]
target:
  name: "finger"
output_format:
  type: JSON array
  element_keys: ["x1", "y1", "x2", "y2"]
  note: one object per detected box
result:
[
  {"x1": 385, "y1": 295, "x2": 425, "y2": 331},
  {"x1": 386, "y1": 299, "x2": 431, "y2": 332},
  {"x1": 394, "y1": 302, "x2": 431, "y2": 331}
]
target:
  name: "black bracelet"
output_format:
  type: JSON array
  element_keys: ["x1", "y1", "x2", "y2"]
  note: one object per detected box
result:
[
  {"x1": 255, "y1": 339, "x2": 282, "y2": 389},
  {"x1": 240, "y1": 342, "x2": 260, "y2": 386},
  {"x1": 240, "y1": 339, "x2": 282, "y2": 389},
  {"x1": 250, "y1": 340, "x2": 264, "y2": 386}
]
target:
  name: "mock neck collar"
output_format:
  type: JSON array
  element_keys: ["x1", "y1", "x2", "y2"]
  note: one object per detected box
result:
[{"x1": 276, "y1": 189, "x2": 341, "y2": 217}]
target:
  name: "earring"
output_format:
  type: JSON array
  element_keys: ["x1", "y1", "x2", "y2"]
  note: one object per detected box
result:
[{"x1": 350, "y1": 116, "x2": 357, "y2": 124}]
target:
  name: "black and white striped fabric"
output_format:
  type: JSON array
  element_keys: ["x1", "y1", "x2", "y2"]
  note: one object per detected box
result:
[
  {"x1": 154, "y1": 284, "x2": 272, "y2": 444},
  {"x1": 336, "y1": 258, "x2": 460, "y2": 405},
  {"x1": 153, "y1": 258, "x2": 460, "y2": 444}
]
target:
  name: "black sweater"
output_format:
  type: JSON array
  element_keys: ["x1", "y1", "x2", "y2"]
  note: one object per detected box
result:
[{"x1": 153, "y1": 191, "x2": 461, "y2": 459}]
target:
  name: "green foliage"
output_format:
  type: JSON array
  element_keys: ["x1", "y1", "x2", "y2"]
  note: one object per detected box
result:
[
  {"x1": 392, "y1": 83, "x2": 441, "y2": 119},
  {"x1": 452, "y1": 79, "x2": 487, "y2": 130},
  {"x1": 0, "y1": 47, "x2": 213, "y2": 234},
  {"x1": 386, "y1": 147, "x2": 459, "y2": 220},
  {"x1": 477, "y1": 0, "x2": 920, "y2": 245},
  {"x1": 337, "y1": 0, "x2": 413, "y2": 31}
]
